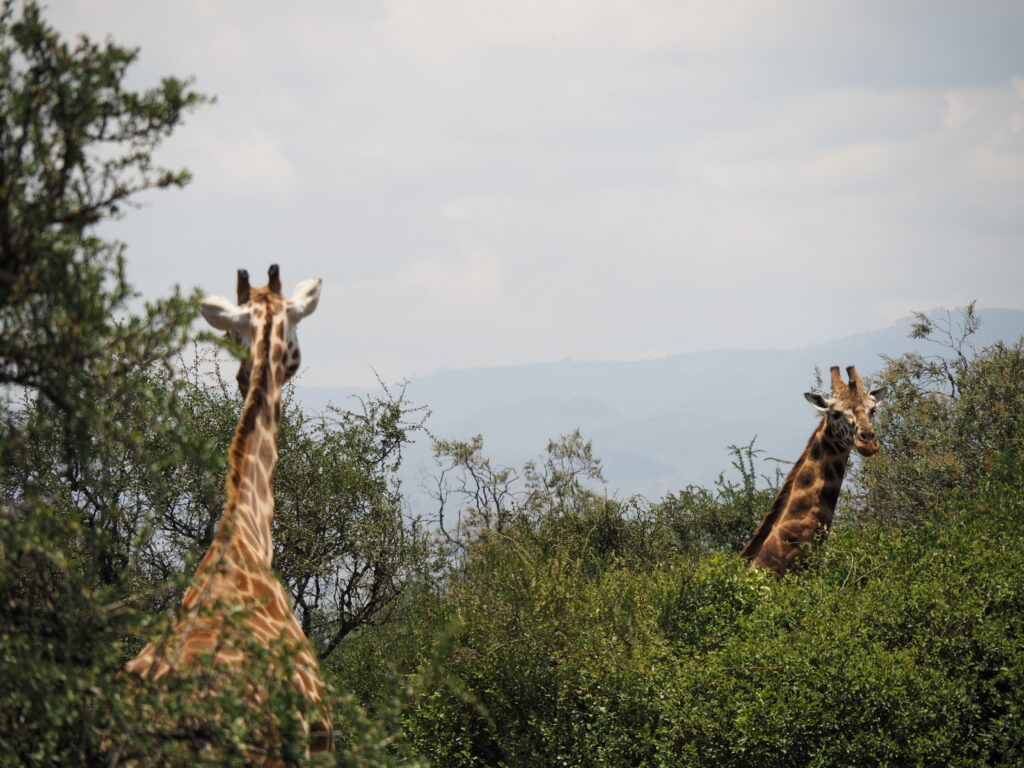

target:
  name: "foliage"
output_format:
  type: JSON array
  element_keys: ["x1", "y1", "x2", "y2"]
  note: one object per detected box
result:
[
  {"x1": 0, "y1": 2, "x2": 230, "y2": 762},
  {"x1": 395, "y1": 447, "x2": 1024, "y2": 767},
  {"x1": 521, "y1": 429, "x2": 607, "y2": 521},
  {"x1": 651, "y1": 438, "x2": 782, "y2": 558},
  {"x1": 0, "y1": 4, "x2": 426, "y2": 764},
  {"x1": 1, "y1": 350, "x2": 431, "y2": 762},
  {"x1": 4, "y1": 347, "x2": 432, "y2": 644},
  {"x1": 851, "y1": 304, "x2": 1024, "y2": 523},
  {"x1": 274, "y1": 381, "x2": 431, "y2": 658},
  {"x1": 0, "y1": 0, "x2": 207, "y2": 455},
  {"x1": 5, "y1": 8, "x2": 1024, "y2": 761},
  {"x1": 430, "y1": 434, "x2": 523, "y2": 558},
  {"x1": 334, "y1": 312, "x2": 1024, "y2": 766},
  {"x1": 0, "y1": 503, "x2": 322, "y2": 767},
  {"x1": 431, "y1": 429, "x2": 611, "y2": 560}
]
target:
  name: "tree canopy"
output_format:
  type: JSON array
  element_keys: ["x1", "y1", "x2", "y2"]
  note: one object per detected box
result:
[
  {"x1": 0, "y1": 4, "x2": 427, "y2": 764},
  {"x1": 3, "y1": 3, "x2": 1023, "y2": 766}
]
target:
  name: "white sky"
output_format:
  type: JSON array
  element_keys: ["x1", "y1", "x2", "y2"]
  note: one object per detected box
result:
[{"x1": 49, "y1": 1, "x2": 1024, "y2": 387}]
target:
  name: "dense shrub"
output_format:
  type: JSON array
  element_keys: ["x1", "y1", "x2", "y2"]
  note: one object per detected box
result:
[
  {"x1": 852, "y1": 306, "x2": 1024, "y2": 524},
  {"x1": 0, "y1": 4, "x2": 425, "y2": 764},
  {"x1": 398, "y1": 448, "x2": 1024, "y2": 767},
  {"x1": 4, "y1": 10, "x2": 1021, "y2": 759},
  {"x1": 375, "y1": 316, "x2": 1024, "y2": 766},
  {"x1": 651, "y1": 439, "x2": 781, "y2": 558}
]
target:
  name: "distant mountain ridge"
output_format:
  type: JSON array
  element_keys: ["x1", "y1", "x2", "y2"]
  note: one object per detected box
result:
[{"x1": 297, "y1": 308, "x2": 1024, "y2": 510}]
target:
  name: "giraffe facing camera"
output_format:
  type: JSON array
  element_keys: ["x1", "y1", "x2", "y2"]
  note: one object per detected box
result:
[{"x1": 741, "y1": 365, "x2": 887, "y2": 578}]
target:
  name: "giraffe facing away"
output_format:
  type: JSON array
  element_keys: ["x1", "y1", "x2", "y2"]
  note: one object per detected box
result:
[
  {"x1": 125, "y1": 265, "x2": 332, "y2": 756},
  {"x1": 741, "y1": 365, "x2": 887, "y2": 577}
]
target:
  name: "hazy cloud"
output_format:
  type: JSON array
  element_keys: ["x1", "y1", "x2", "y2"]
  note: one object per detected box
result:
[{"x1": 48, "y1": 1, "x2": 1024, "y2": 386}]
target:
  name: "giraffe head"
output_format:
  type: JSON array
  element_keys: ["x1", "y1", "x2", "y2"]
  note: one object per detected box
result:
[
  {"x1": 804, "y1": 365, "x2": 887, "y2": 457},
  {"x1": 198, "y1": 264, "x2": 322, "y2": 395}
]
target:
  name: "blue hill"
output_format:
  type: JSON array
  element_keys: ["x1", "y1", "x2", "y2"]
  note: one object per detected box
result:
[{"x1": 297, "y1": 308, "x2": 1024, "y2": 512}]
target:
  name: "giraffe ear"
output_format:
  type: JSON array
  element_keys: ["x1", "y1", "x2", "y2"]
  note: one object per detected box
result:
[
  {"x1": 804, "y1": 392, "x2": 830, "y2": 412},
  {"x1": 287, "y1": 277, "x2": 322, "y2": 323},
  {"x1": 200, "y1": 295, "x2": 248, "y2": 332},
  {"x1": 869, "y1": 386, "x2": 888, "y2": 403}
]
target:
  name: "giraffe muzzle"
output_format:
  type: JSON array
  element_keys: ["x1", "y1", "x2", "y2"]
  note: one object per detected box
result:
[{"x1": 854, "y1": 438, "x2": 881, "y2": 457}]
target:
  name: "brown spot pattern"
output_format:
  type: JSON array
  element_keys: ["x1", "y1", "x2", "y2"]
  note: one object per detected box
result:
[
  {"x1": 821, "y1": 484, "x2": 840, "y2": 510},
  {"x1": 743, "y1": 393, "x2": 880, "y2": 579},
  {"x1": 126, "y1": 274, "x2": 331, "y2": 753}
]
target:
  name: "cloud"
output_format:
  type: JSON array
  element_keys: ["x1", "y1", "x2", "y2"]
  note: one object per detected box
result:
[
  {"x1": 441, "y1": 196, "x2": 506, "y2": 221},
  {"x1": 376, "y1": 0, "x2": 786, "y2": 56},
  {"x1": 41, "y1": 1, "x2": 1024, "y2": 389},
  {"x1": 399, "y1": 246, "x2": 504, "y2": 304},
  {"x1": 798, "y1": 142, "x2": 900, "y2": 187},
  {"x1": 165, "y1": 123, "x2": 299, "y2": 201},
  {"x1": 948, "y1": 79, "x2": 1024, "y2": 185}
]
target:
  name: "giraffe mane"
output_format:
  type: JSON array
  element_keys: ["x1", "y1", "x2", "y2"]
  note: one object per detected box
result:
[
  {"x1": 739, "y1": 425, "x2": 817, "y2": 562},
  {"x1": 222, "y1": 306, "x2": 275, "y2": 522}
]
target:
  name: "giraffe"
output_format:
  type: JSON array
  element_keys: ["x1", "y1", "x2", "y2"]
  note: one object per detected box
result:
[
  {"x1": 740, "y1": 365, "x2": 887, "y2": 577},
  {"x1": 125, "y1": 265, "x2": 332, "y2": 758}
]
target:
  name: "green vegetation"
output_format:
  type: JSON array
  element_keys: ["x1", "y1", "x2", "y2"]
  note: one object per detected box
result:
[
  {"x1": 0, "y1": 3, "x2": 424, "y2": 764},
  {"x1": 3, "y1": 3, "x2": 1024, "y2": 765},
  {"x1": 333, "y1": 332, "x2": 1024, "y2": 767},
  {"x1": 323, "y1": 322, "x2": 1024, "y2": 767},
  {"x1": 386, "y1": 442, "x2": 1024, "y2": 767},
  {"x1": 849, "y1": 302, "x2": 1024, "y2": 525}
]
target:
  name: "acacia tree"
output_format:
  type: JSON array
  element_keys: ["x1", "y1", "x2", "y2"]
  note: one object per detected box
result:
[
  {"x1": 140, "y1": 362, "x2": 433, "y2": 661},
  {"x1": 7, "y1": 343, "x2": 434, "y2": 656},
  {"x1": 0, "y1": 6, "x2": 431, "y2": 763},
  {"x1": 0, "y1": 3, "x2": 258, "y2": 763},
  {"x1": 274, "y1": 385, "x2": 431, "y2": 658},
  {"x1": 0, "y1": 0, "x2": 211, "y2": 593},
  {"x1": 121, "y1": 359, "x2": 433, "y2": 659},
  {"x1": 851, "y1": 305, "x2": 1024, "y2": 524},
  {"x1": 430, "y1": 429, "x2": 612, "y2": 560},
  {"x1": 0, "y1": 0, "x2": 212, "y2": 600},
  {"x1": 431, "y1": 434, "x2": 522, "y2": 558},
  {"x1": 0, "y1": 0, "x2": 207, "y2": 435}
]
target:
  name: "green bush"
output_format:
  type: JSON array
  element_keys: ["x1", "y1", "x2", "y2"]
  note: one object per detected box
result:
[
  {"x1": 0, "y1": 4, "x2": 426, "y2": 763},
  {"x1": 651, "y1": 439, "x2": 781, "y2": 559},
  {"x1": 399, "y1": 449, "x2": 1024, "y2": 767},
  {"x1": 5, "y1": 13, "x2": 1022, "y2": 760},
  {"x1": 852, "y1": 305, "x2": 1024, "y2": 524}
]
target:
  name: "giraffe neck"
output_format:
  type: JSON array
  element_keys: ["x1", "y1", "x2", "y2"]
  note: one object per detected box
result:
[
  {"x1": 741, "y1": 418, "x2": 852, "y2": 564},
  {"x1": 797, "y1": 417, "x2": 853, "y2": 515},
  {"x1": 218, "y1": 309, "x2": 287, "y2": 568}
]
